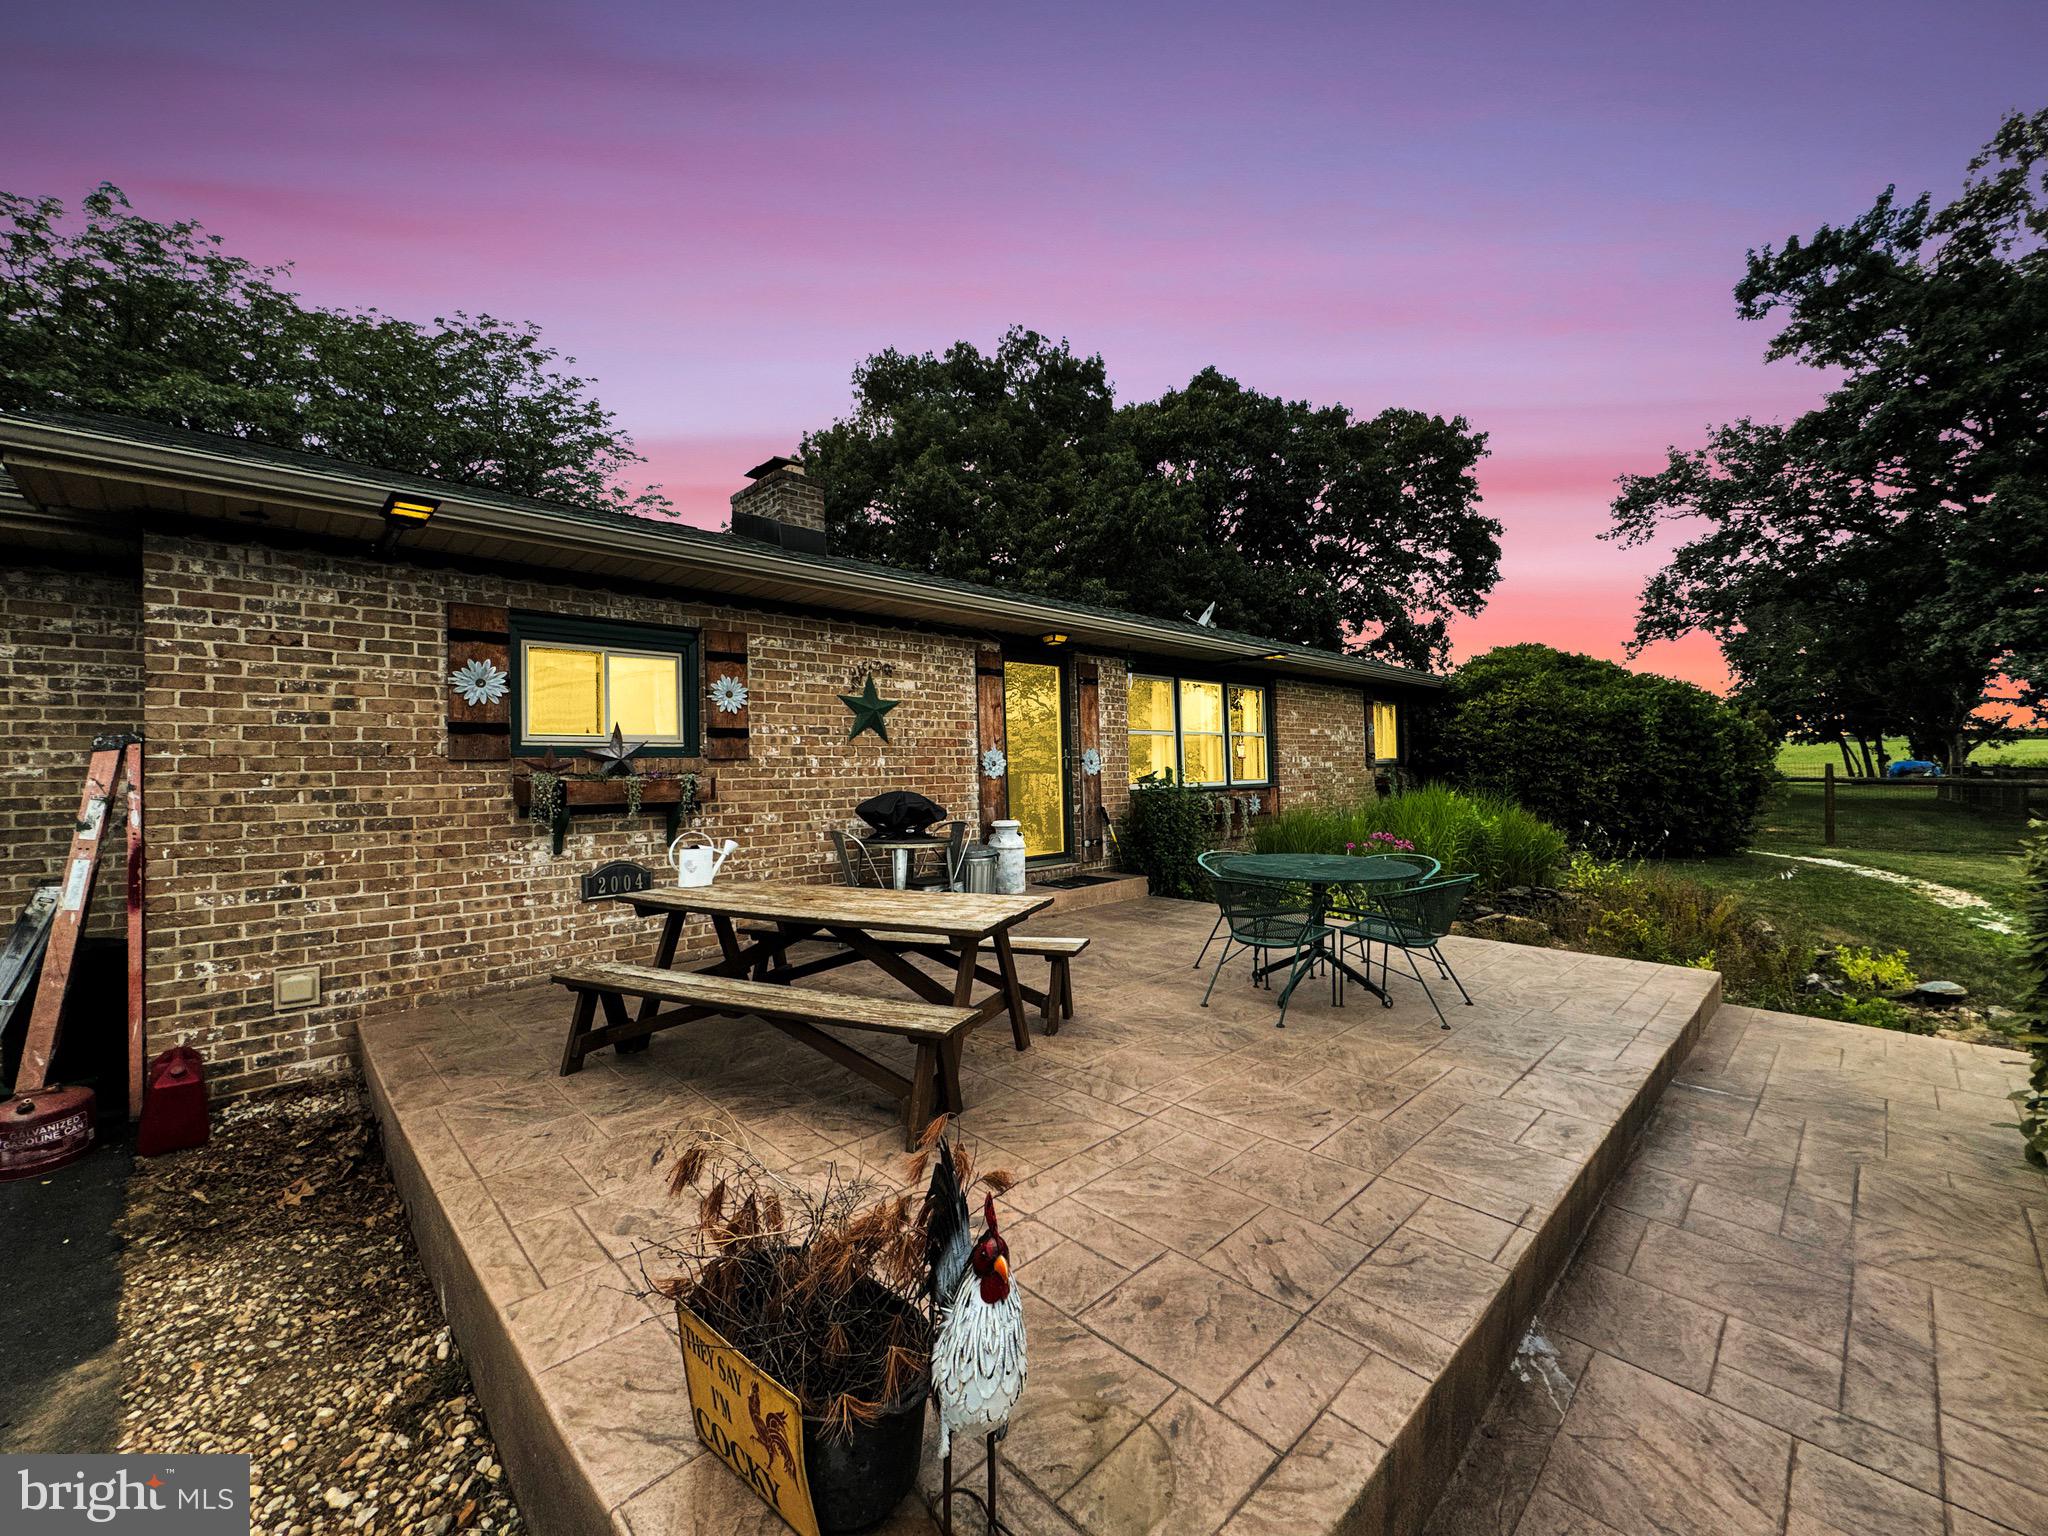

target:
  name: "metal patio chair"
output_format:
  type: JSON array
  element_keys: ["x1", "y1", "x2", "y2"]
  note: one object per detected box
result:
[
  {"x1": 828, "y1": 828, "x2": 887, "y2": 888},
  {"x1": 905, "y1": 819, "x2": 970, "y2": 891},
  {"x1": 1191, "y1": 849, "x2": 1239, "y2": 969},
  {"x1": 1336, "y1": 873, "x2": 1477, "y2": 1028},
  {"x1": 1201, "y1": 870, "x2": 1335, "y2": 1028}
]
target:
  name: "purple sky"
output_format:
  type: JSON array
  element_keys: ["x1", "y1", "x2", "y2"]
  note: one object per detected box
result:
[{"x1": 8, "y1": 2, "x2": 2042, "y2": 684}]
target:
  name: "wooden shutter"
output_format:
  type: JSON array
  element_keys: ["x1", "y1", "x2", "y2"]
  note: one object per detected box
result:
[
  {"x1": 447, "y1": 603, "x2": 511, "y2": 761},
  {"x1": 1076, "y1": 658, "x2": 1102, "y2": 860},
  {"x1": 703, "y1": 629, "x2": 750, "y2": 761},
  {"x1": 976, "y1": 645, "x2": 1007, "y2": 834}
]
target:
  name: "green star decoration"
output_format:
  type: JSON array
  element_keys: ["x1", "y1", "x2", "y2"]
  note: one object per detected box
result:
[{"x1": 839, "y1": 675, "x2": 901, "y2": 741}]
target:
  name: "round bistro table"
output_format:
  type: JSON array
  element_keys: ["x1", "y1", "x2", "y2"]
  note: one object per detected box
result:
[
  {"x1": 1210, "y1": 852, "x2": 1435, "y2": 1003},
  {"x1": 859, "y1": 832, "x2": 946, "y2": 890}
]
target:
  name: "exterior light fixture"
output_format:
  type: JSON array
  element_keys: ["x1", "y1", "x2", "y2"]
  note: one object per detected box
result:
[
  {"x1": 375, "y1": 491, "x2": 439, "y2": 557},
  {"x1": 1040, "y1": 633, "x2": 1069, "y2": 646},
  {"x1": 382, "y1": 492, "x2": 438, "y2": 525},
  {"x1": 1260, "y1": 652, "x2": 1288, "y2": 662}
]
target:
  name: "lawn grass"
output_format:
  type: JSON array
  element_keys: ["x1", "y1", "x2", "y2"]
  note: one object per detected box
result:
[
  {"x1": 1669, "y1": 781, "x2": 2032, "y2": 1007},
  {"x1": 1776, "y1": 735, "x2": 2048, "y2": 775}
]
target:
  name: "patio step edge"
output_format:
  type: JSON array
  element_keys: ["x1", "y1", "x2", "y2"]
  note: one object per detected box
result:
[{"x1": 1251, "y1": 973, "x2": 1724, "y2": 1536}]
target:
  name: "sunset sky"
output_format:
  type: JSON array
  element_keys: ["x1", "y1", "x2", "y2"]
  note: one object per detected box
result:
[{"x1": 8, "y1": 2, "x2": 2043, "y2": 686}]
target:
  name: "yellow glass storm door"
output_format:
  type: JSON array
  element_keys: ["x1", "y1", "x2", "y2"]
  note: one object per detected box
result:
[{"x1": 1003, "y1": 660, "x2": 1067, "y2": 859}]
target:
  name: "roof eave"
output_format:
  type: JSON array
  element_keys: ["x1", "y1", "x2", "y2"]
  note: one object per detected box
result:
[{"x1": 0, "y1": 413, "x2": 1441, "y2": 691}]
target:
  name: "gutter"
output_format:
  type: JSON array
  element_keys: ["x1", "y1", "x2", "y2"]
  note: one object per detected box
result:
[{"x1": 0, "y1": 414, "x2": 1442, "y2": 690}]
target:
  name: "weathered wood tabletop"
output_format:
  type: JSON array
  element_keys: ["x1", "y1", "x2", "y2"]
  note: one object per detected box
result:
[
  {"x1": 618, "y1": 880, "x2": 1054, "y2": 1055},
  {"x1": 623, "y1": 882, "x2": 1049, "y2": 938}
]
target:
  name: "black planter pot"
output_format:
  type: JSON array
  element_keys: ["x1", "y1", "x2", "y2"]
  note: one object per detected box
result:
[
  {"x1": 680, "y1": 1256, "x2": 933, "y2": 1535},
  {"x1": 802, "y1": 1388, "x2": 927, "y2": 1534}
]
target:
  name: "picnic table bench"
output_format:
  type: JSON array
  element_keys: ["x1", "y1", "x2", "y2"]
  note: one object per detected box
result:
[
  {"x1": 740, "y1": 924, "x2": 1089, "y2": 1032},
  {"x1": 555, "y1": 881, "x2": 1053, "y2": 1148},
  {"x1": 553, "y1": 962, "x2": 977, "y2": 1145}
]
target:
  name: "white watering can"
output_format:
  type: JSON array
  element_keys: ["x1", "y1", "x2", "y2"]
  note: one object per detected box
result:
[{"x1": 669, "y1": 832, "x2": 738, "y2": 888}]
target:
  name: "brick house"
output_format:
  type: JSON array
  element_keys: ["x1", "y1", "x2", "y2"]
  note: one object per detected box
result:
[{"x1": 0, "y1": 410, "x2": 1439, "y2": 1100}]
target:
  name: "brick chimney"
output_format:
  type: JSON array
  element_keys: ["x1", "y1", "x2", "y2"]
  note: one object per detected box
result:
[{"x1": 730, "y1": 455, "x2": 828, "y2": 555}]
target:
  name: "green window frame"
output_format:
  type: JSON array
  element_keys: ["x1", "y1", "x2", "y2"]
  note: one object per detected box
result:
[
  {"x1": 1128, "y1": 674, "x2": 1178, "y2": 785},
  {"x1": 1128, "y1": 672, "x2": 1270, "y2": 787},
  {"x1": 509, "y1": 612, "x2": 700, "y2": 756}
]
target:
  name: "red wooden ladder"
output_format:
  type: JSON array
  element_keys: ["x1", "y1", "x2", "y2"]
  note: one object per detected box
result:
[{"x1": 11, "y1": 733, "x2": 146, "y2": 1115}]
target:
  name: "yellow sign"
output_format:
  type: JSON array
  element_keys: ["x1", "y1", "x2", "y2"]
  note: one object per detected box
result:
[{"x1": 675, "y1": 1302, "x2": 820, "y2": 1536}]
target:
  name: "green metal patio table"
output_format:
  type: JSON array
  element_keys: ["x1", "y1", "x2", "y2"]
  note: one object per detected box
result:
[{"x1": 1209, "y1": 852, "x2": 1432, "y2": 1004}]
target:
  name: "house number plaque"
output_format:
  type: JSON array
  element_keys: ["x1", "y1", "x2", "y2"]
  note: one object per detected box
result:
[{"x1": 580, "y1": 860, "x2": 655, "y2": 901}]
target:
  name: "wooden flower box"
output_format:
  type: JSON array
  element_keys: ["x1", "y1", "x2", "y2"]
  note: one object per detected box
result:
[{"x1": 512, "y1": 771, "x2": 715, "y2": 854}]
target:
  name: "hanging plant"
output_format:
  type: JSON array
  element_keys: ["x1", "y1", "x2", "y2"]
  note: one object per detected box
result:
[{"x1": 527, "y1": 769, "x2": 565, "y2": 829}]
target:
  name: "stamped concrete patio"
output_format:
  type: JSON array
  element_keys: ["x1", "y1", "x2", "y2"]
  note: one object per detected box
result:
[
  {"x1": 358, "y1": 895, "x2": 1725, "y2": 1536},
  {"x1": 1428, "y1": 1002, "x2": 2048, "y2": 1536}
]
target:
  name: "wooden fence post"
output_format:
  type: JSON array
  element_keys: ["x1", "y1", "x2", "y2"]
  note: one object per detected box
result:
[{"x1": 1823, "y1": 762, "x2": 1837, "y2": 847}]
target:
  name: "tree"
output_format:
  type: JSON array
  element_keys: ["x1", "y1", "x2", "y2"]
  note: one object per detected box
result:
[
  {"x1": 0, "y1": 183, "x2": 666, "y2": 514},
  {"x1": 1608, "y1": 110, "x2": 2048, "y2": 768},
  {"x1": 1412, "y1": 644, "x2": 1777, "y2": 857},
  {"x1": 801, "y1": 328, "x2": 1497, "y2": 670}
]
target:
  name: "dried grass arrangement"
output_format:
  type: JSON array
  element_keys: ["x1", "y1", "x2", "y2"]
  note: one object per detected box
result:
[{"x1": 645, "y1": 1118, "x2": 1011, "y2": 1440}]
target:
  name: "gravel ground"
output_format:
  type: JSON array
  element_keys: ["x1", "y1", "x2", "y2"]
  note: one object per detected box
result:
[{"x1": 117, "y1": 1078, "x2": 527, "y2": 1536}]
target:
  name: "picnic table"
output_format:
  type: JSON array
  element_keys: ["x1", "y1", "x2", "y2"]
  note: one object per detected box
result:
[
  {"x1": 1208, "y1": 852, "x2": 1433, "y2": 1004},
  {"x1": 553, "y1": 881, "x2": 1052, "y2": 1147}
]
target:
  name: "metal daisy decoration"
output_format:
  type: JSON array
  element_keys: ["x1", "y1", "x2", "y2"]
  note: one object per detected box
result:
[
  {"x1": 584, "y1": 725, "x2": 645, "y2": 777},
  {"x1": 709, "y1": 674, "x2": 749, "y2": 715},
  {"x1": 448, "y1": 657, "x2": 509, "y2": 707},
  {"x1": 1080, "y1": 747, "x2": 1102, "y2": 777},
  {"x1": 980, "y1": 747, "x2": 1008, "y2": 780}
]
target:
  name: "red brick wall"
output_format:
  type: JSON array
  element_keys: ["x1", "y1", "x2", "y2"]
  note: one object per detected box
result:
[
  {"x1": 1272, "y1": 678, "x2": 1371, "y2": 807},
  {"x1": 1091, "y1": 654, "x2": 1132, "y2": 826},
  {"x1": 5, "y1": 535, "x2": 1402, "y2": 1098},
  {"x1": 0, "y1": 561, "x2": 143, "y2": 934},
  {"x1": 139, "y1": 533, "x2": 980, "y2": 1098}
]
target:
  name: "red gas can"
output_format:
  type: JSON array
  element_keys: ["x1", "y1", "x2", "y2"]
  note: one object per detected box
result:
[{"x1": 137, "y1": 1045, "x2": 209, "y2": 1157}]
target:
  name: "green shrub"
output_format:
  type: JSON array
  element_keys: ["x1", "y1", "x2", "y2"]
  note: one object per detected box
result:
[
  {"x1": 1119, "y1": 774, "x2": 1215, "y2": 899},
  {"x1": 1412, "y1": 643, "x2": 1777, "y2": 857},
  {"x1": 1251, "y1": 784, "x2": 1566, "y2": 892},
  {"x1": 1800, "y1": 994, "x2": 1931, "y2": 1035},
  {"x1": 1833, "y1": 946, "x2": 1917, "y2": 997},
  {"x1": 1542, "y1": 859, "x2": 1812, "y2": 1008}
]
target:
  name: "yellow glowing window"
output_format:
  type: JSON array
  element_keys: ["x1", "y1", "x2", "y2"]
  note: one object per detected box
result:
[
  {"x1": 526, "y1": 647, "x2": 604, "y2": 737},
  {"x1": 513, "y1": 617, "x2": 696, "y2": 751},
  {"x1": 1373, "y1": 700, "x2": 1400, "y2": 761},
  {"x1": 1127, "y1": 674, "x2": 1270, "y2": 786},
  {"x1": 1229, "y1": 685, "x2": 1267, "y2": 785},
  {"x1": 1179, "y1": 680, "x2": 1226, "y2": 784},
  {"x1": 607, "y1": 653, "x2": 682, "y2": 739},
  {"x1": 1128, "y1": 675, "x2": 1176, "y2": 784}
]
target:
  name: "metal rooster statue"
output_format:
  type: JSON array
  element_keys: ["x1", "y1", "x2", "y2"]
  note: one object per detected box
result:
[{"x1": 925, "y1": 1137, "x2": 1027, "y2": 1535}]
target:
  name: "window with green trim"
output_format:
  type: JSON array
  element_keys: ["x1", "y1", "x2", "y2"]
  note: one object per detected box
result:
[
  {"x1": 510, "y1": 613, "x2": 699, "y2": 755},
  {"x1": 1128, "y1": 673, "x2": 1270, "y2": 786}
]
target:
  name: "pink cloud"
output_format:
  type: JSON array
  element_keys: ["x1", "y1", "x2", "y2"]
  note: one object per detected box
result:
[{"x1": 6, "y1": 0, "x2": 2037, "y2": 703}]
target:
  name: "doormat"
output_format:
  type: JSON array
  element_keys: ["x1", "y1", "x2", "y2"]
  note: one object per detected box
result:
[{"x1": 1034, "y1": 875, "x2": 1117, "y2": 890}]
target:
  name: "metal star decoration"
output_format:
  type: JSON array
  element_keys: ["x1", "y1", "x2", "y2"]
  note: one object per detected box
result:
[
  {"x1": 839, "y1": 675, "x2": 901, "y2": 742},
  {"x1": 584, "y1": 724, "x2": 645, "y2": 777}
]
